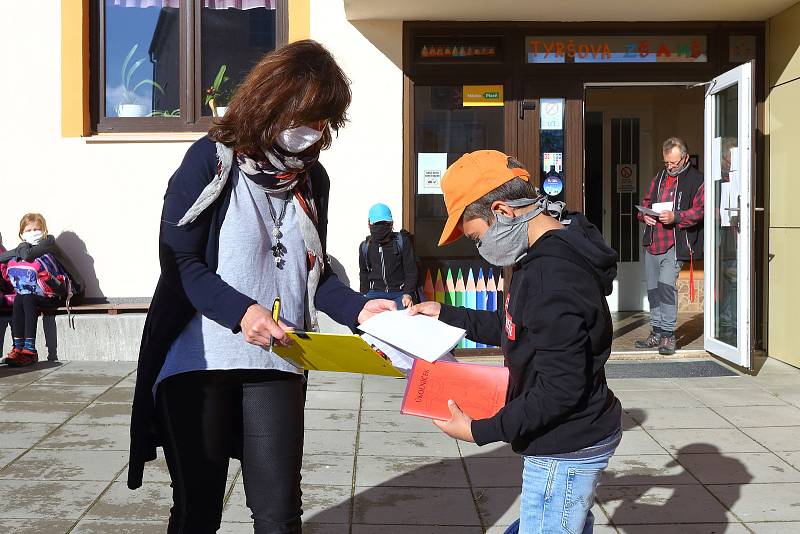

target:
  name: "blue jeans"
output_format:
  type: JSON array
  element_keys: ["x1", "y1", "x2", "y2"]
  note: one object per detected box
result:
[
  {"x1": 504, "y1": 430, "x2": 620, "y2": 534},
  {"x1": 365, "y1": 289, "x2": 408, "y2": 310}
]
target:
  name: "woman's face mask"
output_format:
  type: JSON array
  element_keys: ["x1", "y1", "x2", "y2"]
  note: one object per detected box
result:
[
  {"x1": 21, "y1": 230, "x2": 43, "y2": 245},
  {"x1": 275, "y1": 125, "x2": 323, "y2": 154},
  {"x1": 474, "y1": 199, "x2": 545, "y2": 267}
]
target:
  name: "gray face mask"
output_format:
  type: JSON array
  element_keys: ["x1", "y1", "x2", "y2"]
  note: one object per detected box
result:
[
  {"x1": 475, "y1": 197, "x2": 567, "y2": 266},
  {"x1": 476, "y1": 198, "x2": 545, "y2": 267}
]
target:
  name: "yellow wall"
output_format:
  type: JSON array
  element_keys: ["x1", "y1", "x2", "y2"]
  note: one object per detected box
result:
[
  {"x1": 61, "y1": 0, "x2": 90, "y2": 137},
  {"x1": 289, "y1": 0, "x2": 310, "y2": 42},
  {"x1": 767, "y1": 1, "x2": 800, "y2": 367}
]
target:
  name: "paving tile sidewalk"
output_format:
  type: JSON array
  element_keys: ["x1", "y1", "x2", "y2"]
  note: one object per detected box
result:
[{"x1": 1, "y1": 357, "x2": 800, "y2": 533}]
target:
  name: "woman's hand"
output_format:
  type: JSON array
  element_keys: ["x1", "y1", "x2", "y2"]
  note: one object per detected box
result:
[
  {"x1": 240, "y1": 303, "x2": 291, "y2": 348},
  {"x1": 433, "y1": 400, "x2": 475, "y2": 442},
  {"x1": 401, "y1": 294, "x2": 414, "y2": 309},
  {"x1": 358, "y1": 299, "x2": 397, "y2": 324},
  {"x1": 407, "y1": 301, "x2": 441, "y2": 320}
]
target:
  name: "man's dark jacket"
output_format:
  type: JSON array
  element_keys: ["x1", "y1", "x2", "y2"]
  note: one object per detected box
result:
[
  {"x1": 128, "y1": 136, "x2": 368, "y2": 489},
  {"x1": 439, "y1": 213, "x2": 622, "y2": 456}
]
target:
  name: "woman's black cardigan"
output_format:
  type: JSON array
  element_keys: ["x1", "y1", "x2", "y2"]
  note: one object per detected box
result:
[{"x1": 128, "y1": 136, "x2": 368, "y2": 489}]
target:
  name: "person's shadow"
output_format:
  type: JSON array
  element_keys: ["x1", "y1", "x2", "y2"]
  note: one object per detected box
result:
[
  {"x1": 56, "y1": 231, "x2": 103, "y2": 302},
  {"x1": 600, "y1": 408, "x2": 752, "y2": 533},
  {"x1": 302, "y1": 407, "x2": 751, "y2": 532}
]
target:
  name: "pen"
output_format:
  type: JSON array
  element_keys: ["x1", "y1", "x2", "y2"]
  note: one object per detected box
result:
[{"x1": 269, "y1": 297, "x2": 281, "y2": 351}]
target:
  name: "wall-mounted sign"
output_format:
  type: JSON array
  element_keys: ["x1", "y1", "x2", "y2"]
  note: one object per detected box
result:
[
  {"x1": 729, "y1": 35, "x2": 756, "y2": 64},
  {"x1": 417, "y1": 152, "x2": 448, "y2": 195},
  {"x1": 543, "y1": 176, "x2": 564, "y2": 197},
  {"x1": 526, "y1": 36, "x2": 707, "y2": 64},
  {"x1": 463, "y1": 85, "x2": 504, "y2": 107},
  {"x1": 540, "y1": 98, "x2": 564, "y2": 130},
  {"x1": 616, "y1": 163, "x2": 638, "y2": 193},
  {"x1": 542, "y1": 152, "x2": 563, "y2": 173}
]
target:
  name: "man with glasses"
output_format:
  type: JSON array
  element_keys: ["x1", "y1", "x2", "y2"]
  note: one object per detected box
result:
[{"x1": 635, "y1": 137, "x2": 705, "y2": 355}]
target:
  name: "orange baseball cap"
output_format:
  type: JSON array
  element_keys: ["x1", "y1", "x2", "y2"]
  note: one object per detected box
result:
[{"x1": 438, "y1": 150, "x2": 530, "y2": 246}]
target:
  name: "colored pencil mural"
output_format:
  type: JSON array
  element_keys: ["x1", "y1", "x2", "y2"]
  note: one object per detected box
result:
[
  {"x1": 445, "y1": 270, "x2": 456, "y2": 306},
  {"x1": 463, "y1": 270, "x2": 476, "y2": 349},
  {"x1": 423, "y1": 270, "x2": 434, "y2": 303},
  {"x1": 418, "y1": 265, "x2": 503, "y2": 349},
  {"x1": 475, "y1": 268, "x2": 487, "y2": 348},
  {"x1": 434, "y1": 270, "x2": 445, "y2": 304}
]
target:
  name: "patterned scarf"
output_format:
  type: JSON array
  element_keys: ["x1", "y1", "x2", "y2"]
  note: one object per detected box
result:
[{"x1": 178, "y1": 142, "x2": 326, "y2": 331}]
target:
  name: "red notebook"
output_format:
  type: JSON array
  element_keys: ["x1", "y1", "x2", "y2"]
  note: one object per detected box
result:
[{"x1": 401, "y1": 359, "x2": 510, "y2": 421}]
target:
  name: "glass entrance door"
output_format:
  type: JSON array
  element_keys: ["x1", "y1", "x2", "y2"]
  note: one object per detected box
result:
[{"x1": 703, "y1": 62, "x2": 754, "y2": 368}]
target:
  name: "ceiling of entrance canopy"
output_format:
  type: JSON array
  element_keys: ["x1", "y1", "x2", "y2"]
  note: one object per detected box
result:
[{"x1": 344, "y1": 0, "x2": 795, "y2": 22}]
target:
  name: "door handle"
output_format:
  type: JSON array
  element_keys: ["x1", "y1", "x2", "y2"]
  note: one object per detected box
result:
[
  {"x1": 723, "y1": 208, "x2": 740, "y2": 211},
  {"x1": 754, "y1": 207, "x2": 765, "y2": 212},
  {"x1": 518, "y1": 100, "x2": 536, "y2": 120}
]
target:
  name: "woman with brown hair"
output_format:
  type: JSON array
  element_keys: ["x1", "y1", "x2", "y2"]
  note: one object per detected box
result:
[{"x1": 128, "y1": 40, "x2": 393, "y2": 533}]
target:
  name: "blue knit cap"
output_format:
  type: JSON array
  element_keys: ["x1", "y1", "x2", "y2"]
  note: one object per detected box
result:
[{"x1": 368, "y1": 203, "x2": 393, "y2": 224}]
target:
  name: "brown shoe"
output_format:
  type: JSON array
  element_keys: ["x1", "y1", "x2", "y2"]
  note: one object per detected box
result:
[
  {"x1": 658, "y1": 335, "x2": 677, "y2": 356},
  {"x1": 635, "y1": 331, "x2": 661, "y2": 349}
]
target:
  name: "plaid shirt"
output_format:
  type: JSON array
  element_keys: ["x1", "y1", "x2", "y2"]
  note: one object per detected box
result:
[{"x1": 639, "y1": 171, "x2": 705, "y2": 255}]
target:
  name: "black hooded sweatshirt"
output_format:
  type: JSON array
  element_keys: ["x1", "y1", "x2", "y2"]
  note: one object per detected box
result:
[{"x1": 438, "y1": 213, "x2": 622, "y2": 456}]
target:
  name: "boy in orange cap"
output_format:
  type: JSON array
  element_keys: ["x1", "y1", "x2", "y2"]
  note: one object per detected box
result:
[{"x1": 410, "y1": 150, "x2": 622, "y2": 534}]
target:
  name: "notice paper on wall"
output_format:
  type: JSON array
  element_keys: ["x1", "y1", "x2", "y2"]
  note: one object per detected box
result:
[{"x1": 417, "y1": 153, "x2": 448, "y2": 195}]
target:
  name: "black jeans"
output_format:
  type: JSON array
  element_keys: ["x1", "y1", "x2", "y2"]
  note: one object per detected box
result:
[
  {"x1": 156, "y1": 369, "x2": 305, "y2": 534},
  {"x1": 10, "y1": 294, "x2": 62, "y2": 340}
]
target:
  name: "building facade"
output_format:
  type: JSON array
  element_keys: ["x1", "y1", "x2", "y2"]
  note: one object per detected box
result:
[{"x1": 1, "y1": 0, "x2": 799, "y2": 369}]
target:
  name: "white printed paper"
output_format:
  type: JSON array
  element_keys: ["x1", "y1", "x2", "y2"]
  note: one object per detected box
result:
[
  {"x1": 417, "y1": 153, "x2": 448, "y2": 195},
  {"x1": 361, "y1": 333, "x2": 458, "y2": 376},
  {"x1": 358, "y1": 310, "x2": 466, "y2": 362},
  {"x1": 652, "y1": 201, "x2": 674, "y2": 213}
]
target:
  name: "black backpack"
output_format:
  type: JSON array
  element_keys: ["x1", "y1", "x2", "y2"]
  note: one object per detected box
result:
[{"x1": 360, "y1": 231, "x2": 405, "y2": 272}]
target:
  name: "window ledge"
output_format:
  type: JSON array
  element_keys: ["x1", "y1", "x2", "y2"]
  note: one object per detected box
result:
[{"x1": 85, "y1": 132, "x2": 207, "y2": 144}]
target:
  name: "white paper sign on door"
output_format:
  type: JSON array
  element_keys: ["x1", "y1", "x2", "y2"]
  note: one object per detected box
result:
[
  {"x1": 616, "y1": 163, "x2": 637, "y2": 193},
  {"x1": 712, "y1": 137, "x2": 722, "y2": 181},
  {"x1": 540, "y1": 98, "x2": 564, "y2": 130},
  {"x1": 417, "y1": 153, "x2": 448, "y2": 195},
  {"x1": 720, "y1": 182, "x2": 732, "y2": 227}
]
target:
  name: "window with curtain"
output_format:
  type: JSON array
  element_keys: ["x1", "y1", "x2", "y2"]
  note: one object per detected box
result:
[{"x1": 93, "y1": 0, "x2": 287, "y2": 132}]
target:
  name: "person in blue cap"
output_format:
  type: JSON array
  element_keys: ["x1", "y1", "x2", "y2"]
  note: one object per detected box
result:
[{"x1": 359, "y1": 203, "x2": 418, "y2": 309}]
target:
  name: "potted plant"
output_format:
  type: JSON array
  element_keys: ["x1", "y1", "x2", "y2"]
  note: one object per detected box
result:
[
  {"x1": 117, "y1": 44, "x2": 165, "y2": 117},
  {"x1": 205, "y1": 65, "x2": 231, "y2": 117}
]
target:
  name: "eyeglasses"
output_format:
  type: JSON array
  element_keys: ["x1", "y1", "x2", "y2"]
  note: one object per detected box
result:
[{"x1": 663, "y1": 157, "x2": 686, "y2": 168}]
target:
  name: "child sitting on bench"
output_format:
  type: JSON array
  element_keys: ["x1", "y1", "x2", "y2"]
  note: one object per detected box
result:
[{"x1": 0, "y1": 213, "x2": 83, "y2": 366}]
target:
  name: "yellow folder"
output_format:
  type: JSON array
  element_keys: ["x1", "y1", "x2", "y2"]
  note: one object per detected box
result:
[{"x1": 273, "y1": 331, "x2": 404, "y2": 378}]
